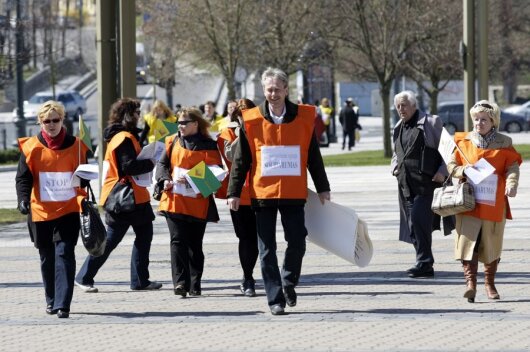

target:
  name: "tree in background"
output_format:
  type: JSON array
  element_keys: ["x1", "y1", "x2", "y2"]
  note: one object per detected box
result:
[{"x1": 403, "y1": 0, "x2": 463, "y2": 114}]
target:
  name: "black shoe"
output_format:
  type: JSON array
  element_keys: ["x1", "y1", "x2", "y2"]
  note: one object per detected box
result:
[
  {"x1": 240, "y1": 279, "x2": 256, "y2": 297},
  {"x1": 283, "y1": 286, "x2": 297, "y2": 307},
  {"x1": 270, "y1": 304, "x2": 285, "y2": 316},
  {"x1": 408, "y1": 263, "x2": 434, "y2": 278},
  {"x1": 189, "y1": 290, "x2": 201, "y2": 296},
  {"x1": 406, "y1": 264, "x2": 419, "y2": 274},
  {"x1": 46, "y1": 305, "x2": 57, "y2": 315},
  {"x1": 57, "y1": 309, "x2": 69, "y2": 318},
  {"x1": 174, "y1": 285, "x2": 187, "y2": 298}
]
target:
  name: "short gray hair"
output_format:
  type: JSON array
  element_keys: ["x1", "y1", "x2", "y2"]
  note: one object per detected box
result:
[
  {"x1": 261, "y1": 67, "x2": 288, "y2": 88},
  {"x1": 394, "y1": 90, "x2": 417, "y2": 107}
]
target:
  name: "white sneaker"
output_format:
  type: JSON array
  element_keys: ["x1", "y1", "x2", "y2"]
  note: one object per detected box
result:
[{"x1": 75, "y1": 281, "x2": 98, "y2": 293}]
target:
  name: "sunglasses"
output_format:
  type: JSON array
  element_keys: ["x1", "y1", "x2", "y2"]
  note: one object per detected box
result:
[
  {"x1": 474, "y1": 103, "x2": 493, "y2": 110},
  {"x1": 41, "y1": 118, "x2": 62, "y2": 125},
  {"x1": 178, "y1": 120, "x2": 195, "y2": 126}
]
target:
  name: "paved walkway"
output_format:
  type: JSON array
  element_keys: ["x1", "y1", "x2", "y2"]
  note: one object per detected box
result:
[{"x1": 1, "y1": 122, "x2": 530, "y2": 351}]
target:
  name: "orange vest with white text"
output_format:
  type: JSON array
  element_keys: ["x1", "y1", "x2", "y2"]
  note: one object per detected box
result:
[
  {"x1": 216, "y1": 127, "x2": 251, "y2": 205},
  {"x1": 243, "y1": 105, "x2": 314, "y2": 200},
  {"x1": 19, "y1": 136, "x2": 88, "y2": 222},
  {"x1": 99, "y1": 131, "x2": 150, "y2": 207},
  {"x1": 158, "y1": 136, "x2": 222, "y2": 219},
  {"x1": 454, "y1": 133, "x2": 522, "y2": 222}
]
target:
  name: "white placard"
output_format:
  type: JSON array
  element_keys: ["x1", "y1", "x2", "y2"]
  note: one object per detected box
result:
[
  {"x1": 464, "y1": 158, "x2": 496, "y2": 185},
  {"x1": 260, "y1": 145, "x2": 301, "y2": 177},
  {"x1": 470, "y1": 174, "x2": 498, "y2": 206},
  {"x1": 39, "y1": 171, "x2": 76, "y2": 202},
  {"x1": 438, "y1": 128, "x2": 457, "y2": 165}
]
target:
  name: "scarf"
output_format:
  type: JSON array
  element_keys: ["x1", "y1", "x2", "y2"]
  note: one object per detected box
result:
[
  {"x1": 472, "y1": 128, "x2": 496, "y2": 149},
  {"x1": 42, "y1": 127, "x2": 66, "y2": 150}
]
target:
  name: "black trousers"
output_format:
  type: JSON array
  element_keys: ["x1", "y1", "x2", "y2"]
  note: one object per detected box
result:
[
  {"x1": 403, "y1": 194, "x2": 435, "y2": 265},
  {"x1": 166, "y1": 217, "x2": 206, "y2": 292},
  {"x1": 34, "y1": 212, "x2": 80, "y2": 312},
  {"x1": 230, "y1": 206, "x2": 258, "y2": 281},
  {"x1": 342, "y1": 129, "x2": 355, "y2": 148},
  {"x1": 255, "y1": 205, "x2": 307, "y2": 307}
]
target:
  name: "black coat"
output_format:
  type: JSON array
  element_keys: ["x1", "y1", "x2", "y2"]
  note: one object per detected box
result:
[
  {"x1": 339, "y1": 105, "x2": 358, "y2": 132},
  {"x1": 103, "y1": 124, "x2": 155, "y2": 226}
]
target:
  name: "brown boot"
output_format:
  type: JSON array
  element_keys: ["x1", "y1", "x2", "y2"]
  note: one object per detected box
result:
[
  {"x1": 462, "y1": 253, "x2": 478, "y2": 303},
  {"x1": 484, "y1": 259, "x2": 500, "y2": 300}
]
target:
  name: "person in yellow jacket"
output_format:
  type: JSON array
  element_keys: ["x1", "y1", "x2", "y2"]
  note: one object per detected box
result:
[
  {"x1": 76, "y1": 98, "x2": 162, "y2": 293},
  {"x1": 139, "y1": 100, "x2": 177, "y2": 145},
  {"x1": 318, "y1": 97, "x2": 334, "y2": 147},
  {"x1": 204, "y1": 100, "x2": 227, "y2": 136},
  {"x1": 156, "y1": 107, "x2": 223, "y2": 298},
  {"x1": 16, "y1": 100, "x2": 90, "y2": 318},
  {"x1": 447, "y1": 100, "x2": 521, "y2": 303}
]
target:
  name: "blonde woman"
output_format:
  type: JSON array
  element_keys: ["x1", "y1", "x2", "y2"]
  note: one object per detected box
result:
[
  {"x1": 447, "y1": 100, "x2": 521, "y2": 303},
  {"x1": 139, "y1": 100, "x2": 177, "y2": 145},
  {"x1": 16, "y1": 100, "x2": 90, "y2": 318}
]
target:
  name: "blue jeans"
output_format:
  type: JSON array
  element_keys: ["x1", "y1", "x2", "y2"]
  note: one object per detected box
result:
[
  {"x1": 255, "y1": 205, "x2": 307, "y2": 307},
  {"x1": 76, "y1": 221, "x2": 154, "y2": 289}
]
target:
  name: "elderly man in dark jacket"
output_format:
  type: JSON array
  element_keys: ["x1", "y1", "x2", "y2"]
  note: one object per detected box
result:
[
  {"x1": 339, "y1": 98, "x2": 359, "y2": 150},
  {"x1": 391, "y1": 90, "x2": 450, "y2": 278},
  {"x1": 228, "y1": 67, "x2": 330, "y2": 315}
]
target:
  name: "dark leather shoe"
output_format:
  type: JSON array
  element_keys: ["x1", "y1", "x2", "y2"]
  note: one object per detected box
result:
[
  {"x1": 174, "y1": 285, "x2": 187, "y2": 298},
  {"x1": 240, "y1": 279, "x2": 256, "y2": 297},
  {"x1": 283, "y1": 286, "x2": 297, "y2": 307},
  {"x1": 270, "y1": 304, "x2": 285, "y2": 315},
  {"x1": 189, "y1": 290, "x2": 201, "y2": 296},
  {"x1": 408, "y1": 263, "x2": 434, "y2": 278},
  {"x1": 406, "y1": 264, "x2": 419, "y2": 274},
  {"x1": 57, "y1": 309, "x2": 69, "y2": 318},
  {"x1": 46, "y1": 305, "x2": 57, "y2": 315}
]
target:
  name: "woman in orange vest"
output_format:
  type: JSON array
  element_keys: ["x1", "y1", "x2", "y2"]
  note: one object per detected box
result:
[
  {"x1": 156, "y1": 107, "x2": 222, "y2": 297},
  {"x1": 15, "y1": 100, "x2": 90, "y2": 318},
  {"x1": 447, "y1": 100, "x2": 521, "y2": 303},
  {"x1": 76, "y1": 98, "x2": 162, "y2": 293},
  {"x1": 217, "y1": 98, "x2": 259, "y2": 297}
]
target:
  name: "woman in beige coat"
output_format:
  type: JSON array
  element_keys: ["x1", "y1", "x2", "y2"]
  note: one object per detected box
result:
[{"x1": 447, "y1": 100, "x2": 521, "y2": 303}]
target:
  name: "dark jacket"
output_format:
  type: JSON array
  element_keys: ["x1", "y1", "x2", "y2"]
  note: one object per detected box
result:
[
  {"x1": 227, "y1": 99, "x2": 330, "y2": 207},
  {"x1": 155, "y1": 132, "x2": 220, "y2": 222},
  {"x1": 103, "y1": 124, "x2": 155, "y2": 226},
  {"x1": 339, "y1": 104, "x2": 358, "y2": 132}
]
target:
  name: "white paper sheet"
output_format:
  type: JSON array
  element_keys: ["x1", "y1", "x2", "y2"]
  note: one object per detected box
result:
[
  {"x1": 438, "y1": 128, "x2": 457, "y2": 165},
  {"x1": 70, "y1": 163, "x2": 99, "y2": 187},
  {"x1": 464, "y1": 158, "x2": 495, "y2": 185}
]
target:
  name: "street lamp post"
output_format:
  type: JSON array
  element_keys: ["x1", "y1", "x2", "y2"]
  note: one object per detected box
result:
[{"x1": 14, "y1": 0, "x2": 26, "y2": 139}]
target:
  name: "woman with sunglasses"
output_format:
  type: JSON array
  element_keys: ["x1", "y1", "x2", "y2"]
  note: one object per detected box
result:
[
  {"x1": 155, "y1": 107, "x2": 222, "y2": 297},
  {"x1": 448, "y1": 100, "x2": 521, "y2": 303},
  {"x1": 15, "y1": 100, "x2": 90, "y2": 318},
  {"x1": 76, "y1": 98, "x2": 162, "y2": 293}
]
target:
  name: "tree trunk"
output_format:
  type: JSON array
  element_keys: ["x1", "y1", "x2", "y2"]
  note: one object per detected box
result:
[
  {"x1": 381, "y1": 85, "x2": 392, "y2": 158},
  {"x1": 226, "y1": 76, "x2": 236, "y2": 100}
]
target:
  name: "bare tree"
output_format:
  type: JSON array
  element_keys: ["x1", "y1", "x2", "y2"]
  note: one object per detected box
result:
[
  {"x1": 333, "y1": 0, "x2": 420, "y2": 158},
  {"x1": 403, "y1": 0, "x2": 463, "y2": 114}
]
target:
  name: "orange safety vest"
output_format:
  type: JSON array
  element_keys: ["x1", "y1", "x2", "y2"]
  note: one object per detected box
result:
[
  {"x1": 216, "y1": 127, "x2": 251, "y2": 205},
  {"x1": 158, "y1": 136, "x2": 222, "y2": 219},
  {"x1": 454, "y1": 133, "x2": 522, "y2": 222},
  {"x1": 19, "y1": 135, "x2": 88, "y2": 222},
  {"x1": 243, "y1": 105, "x2": 314, "y2": 200},
  {"x1": 99, "y1": 131, "x2": 151, "y2": 207}
]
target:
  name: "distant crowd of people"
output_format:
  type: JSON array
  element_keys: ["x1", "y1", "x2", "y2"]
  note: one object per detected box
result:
[{"x1": 15, "y1": 66, "x2": 521, "y2": 318}]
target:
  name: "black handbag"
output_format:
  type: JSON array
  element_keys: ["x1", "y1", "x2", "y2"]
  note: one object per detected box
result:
[
  {"x1": 104, "y1": 178, "x2": 136, "y2": 213},
  {"x1": 80, "y1": 183, "x2": 107, "y2": 257}
]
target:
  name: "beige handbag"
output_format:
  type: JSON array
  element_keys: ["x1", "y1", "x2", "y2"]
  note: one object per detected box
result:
[{"x1": 431, "y1": 177, "x2": 475, "y2": 217}]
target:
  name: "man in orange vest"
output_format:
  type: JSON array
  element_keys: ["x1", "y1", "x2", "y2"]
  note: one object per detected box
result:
[{"x1": 228, "y1": 67, "x2": 331, "y2": 315}]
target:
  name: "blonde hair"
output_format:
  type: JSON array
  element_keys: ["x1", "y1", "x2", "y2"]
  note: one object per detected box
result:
[
  {"x1": 151, "y1": 100, "x2": 173, "y2": 119},
  {"x1": 470, "y1": 100, "x2": 500, "y2": 129},
  {"x1": 179, "y1": 107, "x2": 211, "y2": 137},
  {"x1": 37, "y1": 100, "x2": 65, "y2": 122}
]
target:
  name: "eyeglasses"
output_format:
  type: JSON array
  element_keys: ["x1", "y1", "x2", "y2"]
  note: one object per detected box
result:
[
  {"x1": 178, "y1": 120, "x2": 195, "y2": 126},
  {"x1": 41, "y1": 118, "x2": 62, "y2": 125},
  {"x1": 474, "y1": 103, "x2": 493, "y2": 110}
]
